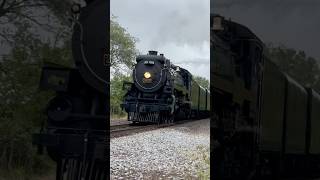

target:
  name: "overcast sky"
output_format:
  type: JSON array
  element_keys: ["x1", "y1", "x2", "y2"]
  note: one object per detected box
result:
[
  {"x1": 111, "y1": 0, "x2": 210, "y2": 80},
  {"x1": 212, "y1": 0, "x2": 320, "y2": 60}
]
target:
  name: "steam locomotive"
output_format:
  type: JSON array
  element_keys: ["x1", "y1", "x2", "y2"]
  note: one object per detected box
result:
[
  {"x1": 32, "y1": 0, "x2": 108, "y2": 179},
  {"x1": 122, "y1": 51, "x2": 210, "y2": 123},
  {"x1": 211, "y1": 14, "x2": 320, "y2": 179}
]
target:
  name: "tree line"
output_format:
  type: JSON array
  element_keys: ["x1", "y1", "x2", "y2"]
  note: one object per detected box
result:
[
  {"x1": 0, "y1": 0, "x2": 74, "y2": 178},
  {"x1": 266, "y1": 43, "x2": 320, "y2": 91}
]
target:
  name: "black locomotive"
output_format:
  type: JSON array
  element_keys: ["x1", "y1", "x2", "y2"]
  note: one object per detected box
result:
[
  {"x1": 212, "y1": 14, "x2": 320, "y2": 179},
  {"x1": 122, "y1": 51, "x2": 210, "y2": 124},
  {"x1": 32, "y1": 0, "x2": 108, "y2": 179}
]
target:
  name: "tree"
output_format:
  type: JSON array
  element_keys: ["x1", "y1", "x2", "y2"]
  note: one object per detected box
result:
[
  {"x1": 110, "y1": 15, "x2": 138, "y2": 118},
  {"x1": 193, "y1": 75, "x2": 209, "y2": 89},
  {"x1": 0, "y1": 1, "x2": 74, "y2": 177},
  {"x1": 0, "y1": 0, "x2": 74, "y2": 45},
  {"x1": 110, "y1": 15, "x2": 138, "y2": 75},
  {"x1": 0, "y1": 25, "x2": 72, "y2": 177},
  {"x1": 110, "y1": 74, "x2": 132, "y2": 118},
  {"x1": 266, "y1": 44, "x2": 320, "y2": 89}
]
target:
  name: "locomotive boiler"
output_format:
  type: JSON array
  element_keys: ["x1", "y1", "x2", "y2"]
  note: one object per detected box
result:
[{"x1": 122, "y1": 51, "x2": 210, "y2": 124}]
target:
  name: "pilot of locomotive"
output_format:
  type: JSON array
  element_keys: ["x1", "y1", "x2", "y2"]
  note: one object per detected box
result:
[{"x1": 122, "y1": 50, "x2": 192, "y2": 124}]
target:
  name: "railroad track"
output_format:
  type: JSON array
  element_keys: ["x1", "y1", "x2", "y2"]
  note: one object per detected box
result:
[{"x1": 110, "y1": 119, "x2": 200, "y2": 138}]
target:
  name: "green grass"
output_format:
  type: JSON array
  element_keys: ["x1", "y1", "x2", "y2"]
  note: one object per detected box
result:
[
  {"x1": 110, "y1": 113, "x2": 127, "y2": 120},
  {"x1": 196, "y1": 145, "x2": 210, "y2": 179},
  {"x1": 0, "y1": 155, "x2": 56, "y2": 180},
  {"x1": 186, "y1": 145, "x2": 210, "y2": 180}
]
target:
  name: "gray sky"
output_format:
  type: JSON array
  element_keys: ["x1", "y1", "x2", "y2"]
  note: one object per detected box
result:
[
  {"x1": 111, "y1": 0, "x2": 210, "y2": 80},
  {"x1": 212, "y1": 0, "x2": 320, "y2": 60}
]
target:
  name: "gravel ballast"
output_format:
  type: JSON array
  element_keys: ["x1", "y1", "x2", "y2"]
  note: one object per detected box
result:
[{"x1": 110, "y1": 119, "x2": 210, "y2": 179}]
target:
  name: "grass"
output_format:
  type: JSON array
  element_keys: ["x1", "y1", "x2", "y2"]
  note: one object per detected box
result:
[
  {"x1": 0, "y1": 155, "x2": 56, "y2": 180},
  {"x1": 196, "y1": 145, "x2": 210, "y2": 180},
  {"x1": 110, "y1": 113, "x2": 127, "y2": 120},
  {"x1": 186, "y1": 145, "x2": 210, "y2": 180}
]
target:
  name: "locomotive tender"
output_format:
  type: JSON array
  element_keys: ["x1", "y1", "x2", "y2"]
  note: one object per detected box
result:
[
  {"x1": 212, "y1": 14, "x2": 320, "y2": 179},
  {"x1": 122, "y1": 51, "x2": 210, "y2": 123}
]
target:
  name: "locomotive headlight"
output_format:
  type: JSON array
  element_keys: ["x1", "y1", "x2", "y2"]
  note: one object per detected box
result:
[
  {"x1": 47, "y1": 96, "x2": 72, "y2": 122},
  {"x1": 144, "y1": 72, "x2": 151, "y2": 79}
]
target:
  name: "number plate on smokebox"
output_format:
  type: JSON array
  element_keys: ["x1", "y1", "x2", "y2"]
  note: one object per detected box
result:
[{"x1": 142, "y1": 78, "x2": 153, "y2": 83}]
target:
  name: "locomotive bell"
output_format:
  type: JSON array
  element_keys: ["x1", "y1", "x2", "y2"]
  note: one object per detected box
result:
[{"x1": 212, "y1": 15, "x2": 224, "y2": 31}]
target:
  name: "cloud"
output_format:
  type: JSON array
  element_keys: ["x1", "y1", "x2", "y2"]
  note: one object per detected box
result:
[
  {"x1": 214, "y1": 0, "x2": 320, "y2": 10},
  {"x1": 213, "y1": 0, "x2": 320, "y2": 59},
  {"x1": 111, "y1": 0, "x2": 210, "y2": 80}
]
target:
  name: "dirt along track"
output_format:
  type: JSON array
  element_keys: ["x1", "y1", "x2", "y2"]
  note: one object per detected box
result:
[{"x1": 110, "y1": 119, "x2": 204, "y2": 138}]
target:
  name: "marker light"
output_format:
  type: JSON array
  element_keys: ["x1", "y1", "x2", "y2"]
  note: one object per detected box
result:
[{"x1": 144, "y1": 72, "x2": 151, "y2": 79}]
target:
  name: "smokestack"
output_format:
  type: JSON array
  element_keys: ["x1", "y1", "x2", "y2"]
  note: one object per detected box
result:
[{"x1": 148, "y1": 50, "x2": 158, "y2": 55}]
